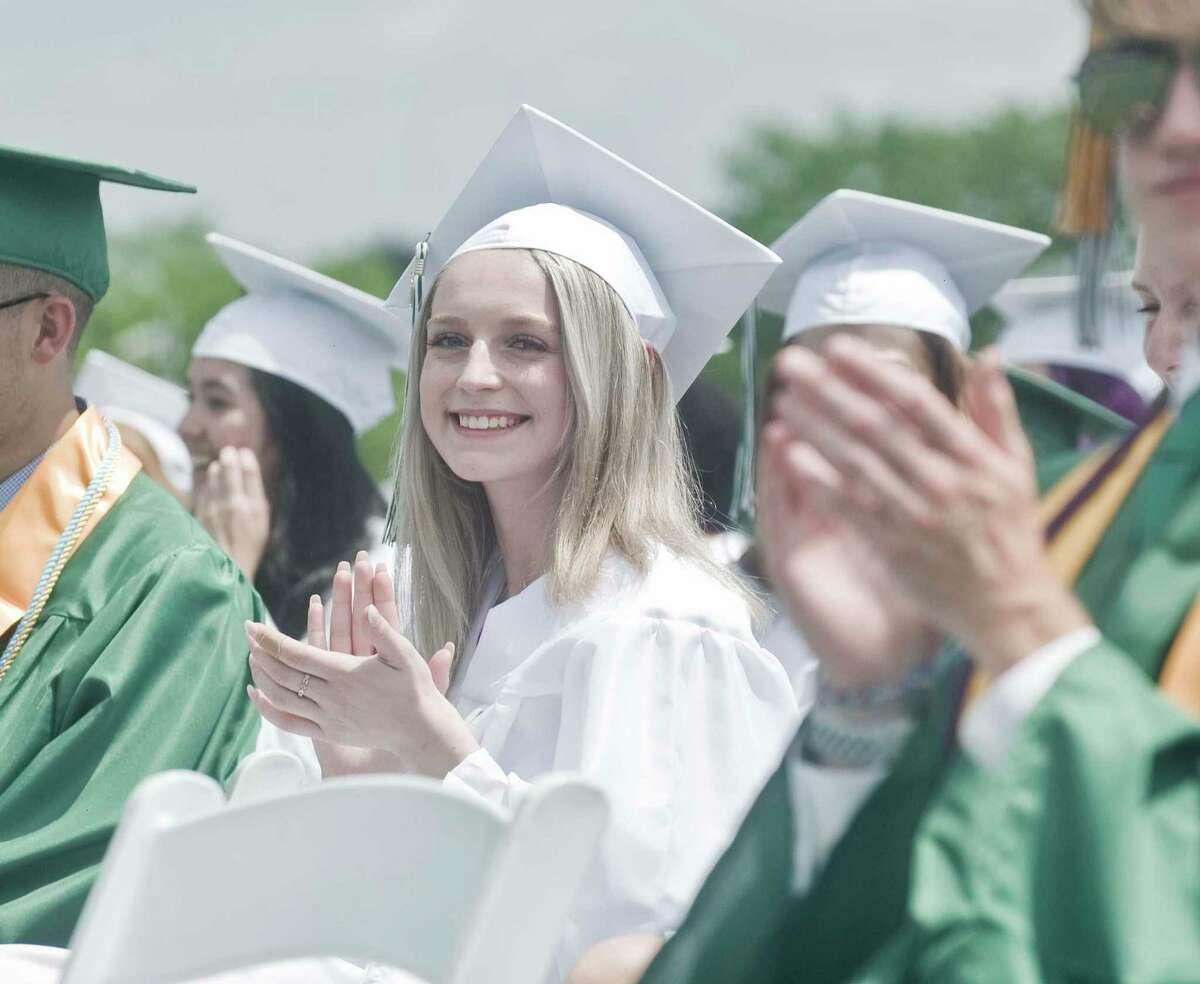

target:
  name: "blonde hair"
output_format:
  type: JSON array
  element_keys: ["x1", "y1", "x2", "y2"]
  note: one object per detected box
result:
[
  {"x1": 390, "y1": 248, "x2": 751, "y2": 660},
  {"x1": 1085, "y1": 0, "x2": 1200, "y2": 40}
]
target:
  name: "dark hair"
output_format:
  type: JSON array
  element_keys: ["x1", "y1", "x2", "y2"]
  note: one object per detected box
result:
[
  {"x1": 0, "y1": 263, "x2": 95, "y2": 351},
  {"x1": 250, "y1": 369, "x2": 386, "y2": 637},
  {"x1": 677, "y1": 378, "x2": 742, "y2": 533},
  {"x1": 917, "y1": 332, "x2": 967, "y2": 406}
]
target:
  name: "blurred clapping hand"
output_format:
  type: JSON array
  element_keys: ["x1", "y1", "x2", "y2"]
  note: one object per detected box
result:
[{"x1": 193, "y1": 446, "x2": 271, "y2": 580}]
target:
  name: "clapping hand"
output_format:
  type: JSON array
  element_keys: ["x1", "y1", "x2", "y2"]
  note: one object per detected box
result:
[
  {"x1": 194, "y1": 446, "x2": 270, "y2": 580},
  {"x1": 757, "y1": 423, "x2": 940, "y2": 691},
  {"x1": 767, "y1": 337, "x2": 1090, "y2": 678},
  {"x1": 246, "y1": 551, "x2": 474, "y2": 778}
]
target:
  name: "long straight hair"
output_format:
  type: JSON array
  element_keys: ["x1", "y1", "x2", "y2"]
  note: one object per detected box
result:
[{"x1": 390, "y1": 249, "x2": 751, "y2": 661}]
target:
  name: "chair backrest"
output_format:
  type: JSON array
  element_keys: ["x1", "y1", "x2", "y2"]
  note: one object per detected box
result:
[
  {"x1": 225, "y1": 748, "x2": 311, "y2": 805},
  {"x1": 63, "y1": 765, "x2": 607, "y2": 984}
]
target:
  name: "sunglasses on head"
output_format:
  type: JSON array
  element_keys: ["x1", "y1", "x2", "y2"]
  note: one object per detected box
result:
[{"x1": 1076, "y1": 38, "x2": 1198, "y2": 136}]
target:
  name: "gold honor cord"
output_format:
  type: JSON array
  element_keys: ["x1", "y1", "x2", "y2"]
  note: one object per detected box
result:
[{"x1": 0, "y1": 419, "x2": 122, "y2": 686}]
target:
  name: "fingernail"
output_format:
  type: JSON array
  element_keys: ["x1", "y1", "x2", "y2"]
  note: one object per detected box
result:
[
  {"x1": 309, "y1": 594, "x2": 321, "y2": 606},
  {"x1": 357, "y1": 549, "x2": 368, "y2": 563},
  {"x1": 338, "y1": 561, "x2": 351, "y2": 573},
  {"x1": 246, "y1": 685, "x2": 255, "y2": 700},
  {"x1": 244, "y1": 620, "x2": 258, "y2": 639},
  {"x1": 446, "y1": 642, "x2": 456, "y2": 655},
  {"x1": 366, "y1": 605, "x2": 380, "y2": 624}
]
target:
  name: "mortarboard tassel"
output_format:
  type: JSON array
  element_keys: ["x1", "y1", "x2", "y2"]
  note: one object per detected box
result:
[
  {"x1": 1057, "y1": 108, "x2": 1117, "y2": 349},
  {"x1": 1056, "y1": 110, "x2": 1115, "y2": 240},
  {"x1": 383, "y1": 234, "x2": 431, "y2": 546},
  {"x1": 729, "y1": 305, "x2": 758, "y2": 530}
]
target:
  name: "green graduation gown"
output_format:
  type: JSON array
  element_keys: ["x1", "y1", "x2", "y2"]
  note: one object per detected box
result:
[
  {"x1": 0, "y1": 439, "x2": 262, "y2": 945},
  {"x1": 642, "y1": 393, "x2": 1197, "y2": 983}
]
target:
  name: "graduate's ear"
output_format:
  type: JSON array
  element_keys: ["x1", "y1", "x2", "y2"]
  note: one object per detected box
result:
[{"x1": 28, "y1": 295, "x2": 78, "y2": 365}]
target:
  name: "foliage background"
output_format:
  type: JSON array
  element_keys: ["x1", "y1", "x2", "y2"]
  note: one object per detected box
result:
[{"x1": 82, "y1": 103, "x2": 1075, "y2": 479}]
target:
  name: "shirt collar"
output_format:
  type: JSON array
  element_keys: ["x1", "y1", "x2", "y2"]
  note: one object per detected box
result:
[{"x1": 0, "y1": 453, "x2": 46, "y2": 514}]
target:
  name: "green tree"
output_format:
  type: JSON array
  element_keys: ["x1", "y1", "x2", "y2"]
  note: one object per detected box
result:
[{"x1": 701, "y1": 103, "x2": 1075, "y2": 402}]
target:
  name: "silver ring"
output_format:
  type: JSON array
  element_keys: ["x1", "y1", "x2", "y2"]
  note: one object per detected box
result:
[{"x1": 296, "y1": 673, "x2": 311, "y2": 700}]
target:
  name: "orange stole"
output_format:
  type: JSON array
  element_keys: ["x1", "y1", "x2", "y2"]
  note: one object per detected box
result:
[
  {"x1": 964, "y1": 411, "x2": 1199, "y2": 718},
  {"x1": 0, "y1": 410, "x2": 141, "y2": 638}
]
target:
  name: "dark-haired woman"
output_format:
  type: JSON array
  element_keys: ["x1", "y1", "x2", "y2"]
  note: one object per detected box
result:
[{"x1": 180, "y1": 233, "x2": 404, "y2": 638}]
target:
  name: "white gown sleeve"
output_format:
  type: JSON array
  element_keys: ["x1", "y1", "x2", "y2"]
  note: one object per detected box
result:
[{"x1": 444, "y1": 615, "x2": 797, "y2": 979}]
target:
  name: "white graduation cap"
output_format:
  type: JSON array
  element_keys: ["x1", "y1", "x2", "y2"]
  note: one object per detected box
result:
[
  {"x1": 759, "y1": 190, "x2": 1051, "y2": 352},
  {"x1": 75, "y1": 349, "x2": 194, "y2": 494},
  {"x1": 384, "y1": 104, "x2": 780, "y2": 398},
  {"x1": 993, "y1": 273, "x2": 1163, "y2": 401},
  {"x1": 194, "y1": 234, "x2": 406, "y2": 434}
]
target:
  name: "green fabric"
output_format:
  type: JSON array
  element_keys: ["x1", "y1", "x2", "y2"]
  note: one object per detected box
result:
[
  {"x1": 0, "y1": 474, "x2": 261, "y2": 946},
  {"x1": 0, "y1": 146, "x2": 194, "y2": 299},
  {"x1": 1007, "y1": 366, "x2": 1131, "y2": 493},
  {"x1": 645, "y1": 392, "x2": 1198, "y2": 984},
  {"x1": 857, "y1": 645, "x2": 1200, "y2": 983},
  {"x1": 637, "y1": 760, "x2": 797, "y2": 983}
]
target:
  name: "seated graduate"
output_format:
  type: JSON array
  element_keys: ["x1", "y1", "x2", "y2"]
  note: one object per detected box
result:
[
  {"x1": 180, "y1": 234, "x2": 399, "y2": 638},
  {"x1": 741, "y1": 191, "x2": 1050, "y2": 702},
  {"x1": 74, "y1": 349, "x2": 195, "y2": 506},
  {"x1": 567, "y1": 190, "x2": 1053, "y2": 983},
  {"x1": 243, "y1": 105, "x2": 799, "y2": 980},
  {"x1": 581, "y1": 4, "x2": 1200, "y2": 981},
  {"x1": 0, "y1": 149, "x2": 262, "y2": 945}
]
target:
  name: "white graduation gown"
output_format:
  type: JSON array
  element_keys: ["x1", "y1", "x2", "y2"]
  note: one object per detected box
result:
[{"x1": 442, "y1": 547, "x2": 798, "y2": 979}]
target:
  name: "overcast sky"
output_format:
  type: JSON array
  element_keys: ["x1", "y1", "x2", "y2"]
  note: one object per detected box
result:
[{"x1": 4, "y1": 0, "x2": 1088, "y2": 261}]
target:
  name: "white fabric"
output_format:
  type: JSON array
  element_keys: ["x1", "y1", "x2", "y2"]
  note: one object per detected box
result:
[
  {"x1": 75, "y1": 350, "x2": 189, "y2": 428},
  {"x1": 782, "y1": 241, "x2": 971, "y2": 351},
  {"x1": 760, "y1": 189, "x2": 1051, "y2": 352},
  {"x1": 787, "y1": 759, "x2": 887, "y2": 894},
  {"x1": 75, "y1": 350, "x2": 194, "y2": 493},
  {"x1": 197, "y1": 234, "x2": 404, "y2": 434},
  {"x1": 0, "y1": 946, "x2": 366, "y2": 984},
  {"x1": 442, "y1": 547, "x2": 798, "y2": 980},
  {"x1": 385, "y1": 105, "x2": 780, "y2": 398},
  {"x1": 451, "y1": 203, "x2": 675, "y2": 353},
  {"x1": 758, "y1": 610, "x2": 819, "y2": 712},
  {"x1": 958, "y1": 626, "x2": 1101, "y2": 770}
]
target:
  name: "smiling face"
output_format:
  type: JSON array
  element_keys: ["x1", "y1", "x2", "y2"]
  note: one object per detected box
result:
[
  {"x1": 1133, "y1": 233, "x2": 1200, "y2": 385},
  {"x1": 1120, "y1": 52, "x2": 1200, "y2": 265},
  {"x1": 418, "y1": 249, "x2": 571, "y2": 496},
  {"x1": 179, "y1": 357, "x2": 274, "y2": 487}
]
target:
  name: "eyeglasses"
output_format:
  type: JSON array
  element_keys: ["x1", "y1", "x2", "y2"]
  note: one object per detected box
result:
[
  {"x1": 1076, "y1": 39, "x2": 1200, "y2": 136},
  {"x1": 0, "y1": 291, "x2": 50, "y2": 313}
]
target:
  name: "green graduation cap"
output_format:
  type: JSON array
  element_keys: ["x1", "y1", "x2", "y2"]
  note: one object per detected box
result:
[{"x1": 0, "y1": 145, "x2": 195, "y2": 300}]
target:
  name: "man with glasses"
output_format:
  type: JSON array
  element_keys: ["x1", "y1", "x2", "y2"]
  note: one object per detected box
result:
[
  {"x1": 570, "y1": 3, "x2": 1200, "y2": 982},
  {"x1": 0, "y1": 148, "x2": 263, "y2": 945}
]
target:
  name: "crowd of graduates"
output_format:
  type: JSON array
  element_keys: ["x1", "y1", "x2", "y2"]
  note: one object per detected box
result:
[{"x1": 1, "y1": 1, "x2": 1198, "y2": 980}]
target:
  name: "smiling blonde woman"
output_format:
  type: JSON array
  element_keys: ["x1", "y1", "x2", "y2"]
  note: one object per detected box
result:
[{"x1": 245, "y1": 106, "x2": 798, "y2": 981}]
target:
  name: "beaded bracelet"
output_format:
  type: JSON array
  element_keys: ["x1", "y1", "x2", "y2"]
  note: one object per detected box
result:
[{"x1": 815, "y1": 638, "x2": 961, "y2": 713}]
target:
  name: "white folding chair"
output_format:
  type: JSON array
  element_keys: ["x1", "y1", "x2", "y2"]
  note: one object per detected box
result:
[
  {"x1": 63, "y1": 763, "x2": 607, "y2": 984},
  {"x1": 224, "y1": 749, "x2": 311, "y2": 805}
]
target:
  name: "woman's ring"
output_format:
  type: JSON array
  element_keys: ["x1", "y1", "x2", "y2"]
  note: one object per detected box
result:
[{"x1": 296, "y1": 673, "x2": 311, "y2": 700}]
